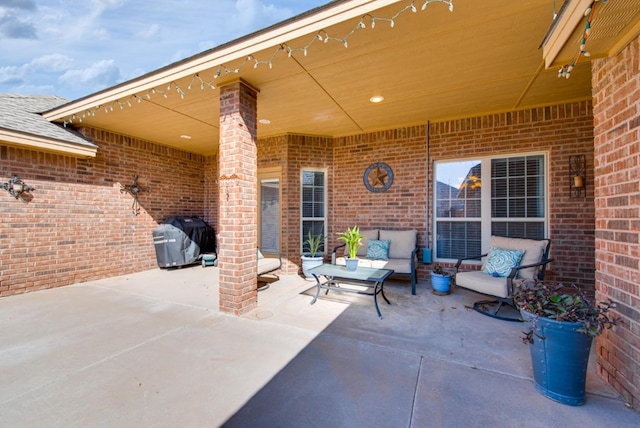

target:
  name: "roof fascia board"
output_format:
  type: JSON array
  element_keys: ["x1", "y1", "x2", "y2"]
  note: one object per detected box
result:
[
  {"x1": 0, "y1": 129, "x2": 97, "y2": 157},
  {"x1": 44, "y1": 0, "x2": 399, "y2": 120},
  {"x1": 542, "y1": 0, "x2": 593, "y2": 69}
]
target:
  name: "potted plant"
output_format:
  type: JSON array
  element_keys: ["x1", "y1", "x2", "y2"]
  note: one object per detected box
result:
[
  {"x1": 514, "y1": 280, "x2": 619, "y2": 406},
  {"x1": 301, "y1": 230, "x2": 326, "y2": 279},
  {"x1": 430, "y1": 264, "x2": 451, "y2": 295},
  {"x1": 337, "y1": 226, "x2": 364, "y2": 271}
]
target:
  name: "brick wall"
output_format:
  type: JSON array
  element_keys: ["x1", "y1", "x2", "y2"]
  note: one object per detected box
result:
[
  {"x1": 429, "y1": 102, "x2": 595, "y2": 288},
  {"x1": 332, "y1": 126, "x2": 428, "y2": 281},
  {"x1": 204, "y1": 154, "x2": 219, "y2": 229},
  {"x1": 0, "y1": 128, "x2": 206, "y2": 296},
  {"x1": 1, "y1": 101, "x2": 597, "y2": 297},
  {"x1": 257, "y1": 134, "x2": 333, "y2": 275},
  {"x1": 592, "y1": 35, "x2": 640, "y2": 410}
]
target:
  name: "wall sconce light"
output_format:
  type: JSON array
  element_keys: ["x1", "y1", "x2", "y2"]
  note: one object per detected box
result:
[
  {"x1": 120, "y1": 174, "x2": 150, "y2": 215},
  {"x1": 570, "y1": 155, "x2": 586, "y2": 198},
  {"x1": 2, "y1": 175, "x2": 34, "y2": 200}
]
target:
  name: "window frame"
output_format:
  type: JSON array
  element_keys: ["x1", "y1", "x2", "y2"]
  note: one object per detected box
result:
[
  {"x1": 300, "y1": 168, "x2": 328, "y2": 255},
  {"x1": 432, "y1": 152, "x2": 549, "y2": 264}
]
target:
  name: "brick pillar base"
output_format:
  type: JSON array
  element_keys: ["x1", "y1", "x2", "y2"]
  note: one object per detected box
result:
[{"x1": 218, "y1": 80, "x2": 258, "y2": 315}]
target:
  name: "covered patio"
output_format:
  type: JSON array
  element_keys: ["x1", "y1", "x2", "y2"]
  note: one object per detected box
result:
[
  {"x1": 0, "y1": 270, "x2": 636, "y2": 427},
  {"x1": 2, "y1": 0, "x2": 639, "y2": 412}
]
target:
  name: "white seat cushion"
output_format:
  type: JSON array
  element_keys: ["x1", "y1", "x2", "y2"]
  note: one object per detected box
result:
[
  {"x1": 334, "y1": 257, "x2": 412, "y2": 274},
  {"x1": 456, "y1": 270, "x2": 509, "y2": 298},
  {"x1": 257, "y1": 257, "x2": 280, "y2": 275},
  {"x1": 378, "y1": 258, "x2": 412, "y2": 274}
]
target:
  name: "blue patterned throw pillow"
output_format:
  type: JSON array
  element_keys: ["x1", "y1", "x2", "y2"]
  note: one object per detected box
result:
[
  {"x1": 366, "y1": 239, "x2": 390, "y2": 260},
  {"x1": 482, "y1": 247, "x2": 525, "y2": 278}
]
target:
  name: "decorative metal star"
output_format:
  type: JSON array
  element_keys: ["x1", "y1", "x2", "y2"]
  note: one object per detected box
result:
[{"x1": 370, "y1": 167, "x2": 388, "y2": 187}]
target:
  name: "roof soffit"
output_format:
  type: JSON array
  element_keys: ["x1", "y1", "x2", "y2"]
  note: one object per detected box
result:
[{"x1": 543, "y1": 0, "x2": 640, "y2": 69}]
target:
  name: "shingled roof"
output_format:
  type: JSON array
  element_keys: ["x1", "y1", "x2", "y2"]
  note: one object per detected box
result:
[{"x1": 0, "y1": 94, "x2": 97, "y2": 156}]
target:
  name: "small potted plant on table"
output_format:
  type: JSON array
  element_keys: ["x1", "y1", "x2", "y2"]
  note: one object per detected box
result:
[
  {"x1": 337, "y1": 226, "x2": 364, "y2": 271},
  {"x1": 301, "y1": 230, "x2": 326, "y2": 279},
  {"x1": 514, "y1": 280, "x2": 619, "y2": 406},
  {"x1": 430, "y1": 264, "x2": 452, "y2": 295}
]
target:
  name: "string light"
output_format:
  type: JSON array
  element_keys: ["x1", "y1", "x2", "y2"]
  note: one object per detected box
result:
[
  {"x1": 63, "y1": 0, "x2": 453, "y2": 127},
  {"x1": 422, "y1": 0, "x2": 453, "y2": 12},
  {"x1": 558, "y1": 0, "x2": 606, "y2": 79}
]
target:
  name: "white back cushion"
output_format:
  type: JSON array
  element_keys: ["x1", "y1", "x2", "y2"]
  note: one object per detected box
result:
[
  {"x1": 486, "y1": 236, "x2": 548, "y2": 279},
  {"x1": 379, "y1": 229, "x2": 417, "y2": 259}
]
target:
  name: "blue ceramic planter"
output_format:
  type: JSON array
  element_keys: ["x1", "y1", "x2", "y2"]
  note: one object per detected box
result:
[
  {"x1": 521, "y1": 310, "x2": 593, "y2": 406},
  {"x1": 431, "y1": 273, "x2": 451, "y2": 294},
  {"x1": 345, "y1": 258, "x2": 358, "y2": 271}
]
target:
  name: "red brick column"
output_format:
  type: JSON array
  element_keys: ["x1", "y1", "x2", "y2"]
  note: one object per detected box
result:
[
  {"x1": 218, "y1": 80, "x2": 258, "y2": 315},
  {"x1": 592, "y1": 35, "x2": 640, "y2": 411}
]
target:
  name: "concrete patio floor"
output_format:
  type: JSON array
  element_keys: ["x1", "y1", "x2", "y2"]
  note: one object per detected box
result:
[{"x1": 0, "y1": 266, "x2": 637, "y2": 427}]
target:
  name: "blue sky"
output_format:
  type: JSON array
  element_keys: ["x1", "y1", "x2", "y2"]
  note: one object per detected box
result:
[{"x1": 0, "y1": 0, "x2": 328, "y2": 100}]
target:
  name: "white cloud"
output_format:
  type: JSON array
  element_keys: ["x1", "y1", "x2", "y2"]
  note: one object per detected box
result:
[
  {"x1": 59, "y1": 59, "x2": 121, "y2": 87},
  {"x1": 91, "y1": 27, "x2": 111, "y2": 40},
  {"x1": 29, "y1": 54, "x2": 74, "y2": 72},
  {"x1": 90, "y1": 0, "x2": 125, "y2": 8},
  {"x1": 0, "y1": 9, "x2": 37, "y2": 39},
  {"x1": 136, "y1": 23, "x2": 159, "y2": 40},
  {"x1": 0, "y1": 65, "x2": 23, "y2": 84},
  {"x1": 10, "y1": 82, "x2": 57, "y2": 95},
  {"x1": 231, "y1": 0, "x2": 293, "y2": 30},
  {"x1": 0, "y1": 54, "x2": 73, "y2": 85}
]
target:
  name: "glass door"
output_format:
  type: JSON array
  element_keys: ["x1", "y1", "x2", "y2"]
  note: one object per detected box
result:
[{"x1": 258, "y1": 169, "x2": 281, "y2": 254}]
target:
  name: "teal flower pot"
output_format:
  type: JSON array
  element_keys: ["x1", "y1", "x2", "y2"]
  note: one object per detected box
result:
[
  {"x1": 431, "y1": 272, "x2": 451, "y2": 294},
  {"x1": 521, "y1": 310, "x2": 593, "y2": 406}
]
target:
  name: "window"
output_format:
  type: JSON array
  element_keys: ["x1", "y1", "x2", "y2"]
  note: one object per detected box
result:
[
  {"x1": 259, "y1": 171, "x2": 280, "y2": 254},
  {"x1": 301, "y1": 170, "x2": 326, "y2": 254},
  {"x1": 434, "y1": 154, "x2": 546, "y2": 261}
]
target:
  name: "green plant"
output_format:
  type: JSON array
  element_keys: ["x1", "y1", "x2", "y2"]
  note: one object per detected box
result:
[
  {"x1": 337, "y1": 226, "x2": 364, "y2": 259},
  {"x1": 303, "y1": 230, "x2": 325, "y2": 257},
  {"x1": 431, "y1": 264, "x2": 449, "y2": 276},
  {"x1": 514, "y1": 280, "x2": 619, "y2": 344}
]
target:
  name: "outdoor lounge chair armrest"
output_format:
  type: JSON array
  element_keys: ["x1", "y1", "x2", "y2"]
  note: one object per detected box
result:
[
  {"x1": 506, "y1": 258, "x2": 554, "y2": 296},
  {"x1": 454, "y1": 253, "x2": 488, "y2": 271},
  {"x1": 331, "y1": 243, "x2": 346, "y2": 264},
  {"x1": 507, "y1": 258, "x2": 554, "y2": 279},
  {"x1": 332, "y1": 243, "x2": 346, "y2": 253},
  {"x1": 410, "y1": 244, "x2": 419, "y2": 269},
  {"x1": 273, "y1": 251, "x2": 282, "y2": 267}
]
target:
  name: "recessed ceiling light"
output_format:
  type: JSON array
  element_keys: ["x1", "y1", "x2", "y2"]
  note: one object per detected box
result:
[
  {"x1": 369, "y1": 95, "x2": 384, "y2": 103},
  {"x1": 180, "y1": 135, "x2": 192, "y2": 139},
  {"x1": 259, "y1": 119, "x2": 271, "y2": 124}
]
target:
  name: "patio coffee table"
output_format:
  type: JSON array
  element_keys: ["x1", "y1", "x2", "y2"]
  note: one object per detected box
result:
[{"x1": 308, "y1": 264, "x2": 394, "y2": 319}]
